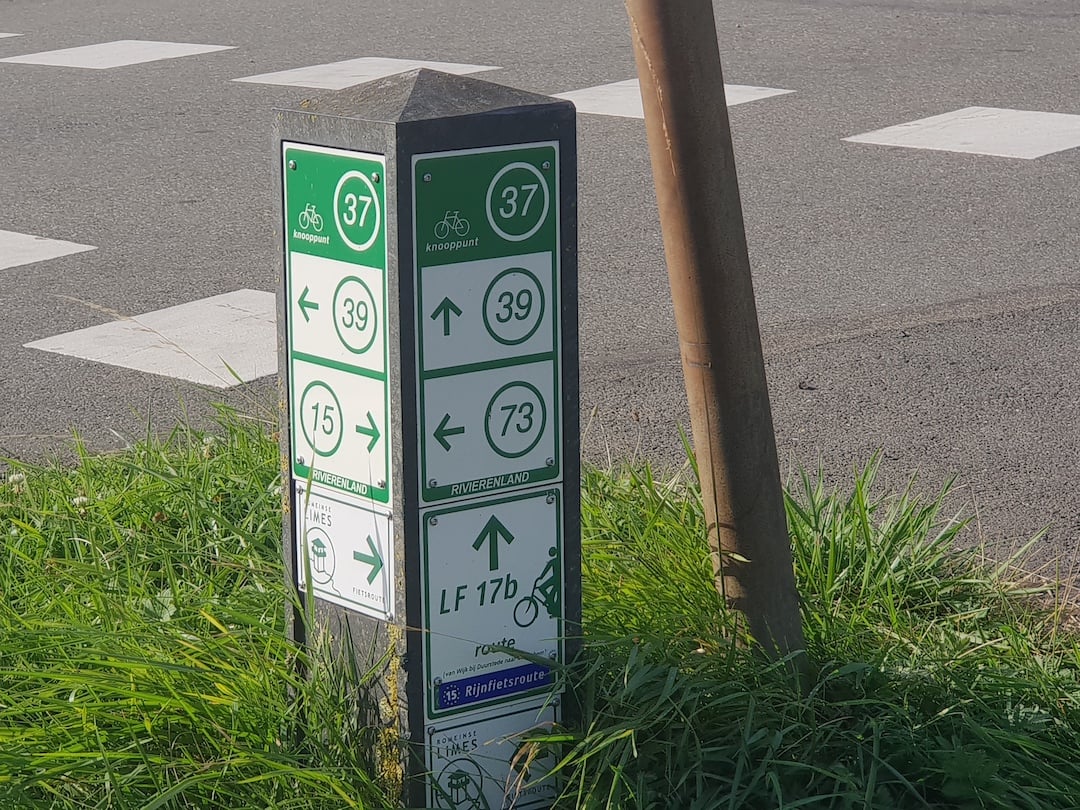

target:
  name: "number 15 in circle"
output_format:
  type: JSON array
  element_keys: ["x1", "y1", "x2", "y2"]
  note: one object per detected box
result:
[{"x1": 299, "y1": 380, "x2": 344, "y2": 458}]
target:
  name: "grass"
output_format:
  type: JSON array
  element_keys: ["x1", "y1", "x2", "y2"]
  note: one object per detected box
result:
[{"x1": 3, "y1": 408, "x2": 1080, "y2": 807}]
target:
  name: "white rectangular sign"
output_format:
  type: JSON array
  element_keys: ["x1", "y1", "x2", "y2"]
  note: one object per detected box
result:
[
  {"x1": 289, "y1": 252, "x2": 386, "y2": 374},
  {"x1": 294, "y1": 482, "x2": 394, "y2": 620},
  {"x1": 427, "y1": 700, "x2": 559, "y2": 810},
  {"x1": 420, "y1": 360, "x2": 558, "y2": 502},
  {"x1": 417, "y1": 251, "x2": 556, "y2": 372},
  {"x1": 422, "y1": 488, "x2": 563, "y2": 719},
  {"x1": 290, "y1": 359, "x2": 389, "y2": 502}
]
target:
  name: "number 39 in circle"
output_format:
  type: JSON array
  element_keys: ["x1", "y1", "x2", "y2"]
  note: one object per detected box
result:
[
  {"x1": 485, "y1": 162, "x2": 550, "y2": 243},
  {"x1": 482, "y1": 267, "x2": 545, "y2": 346},
  {"x1": 334, "y1": 171, "x2": 381, "y2": 252},
  {"x1": 333, "y1": 276, "x2": 378, "y2": 355}
]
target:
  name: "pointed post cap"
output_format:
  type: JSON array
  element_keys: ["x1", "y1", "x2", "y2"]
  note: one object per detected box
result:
[{"x1": 292, "y1": 68, "x2": 567, "y2": 123}]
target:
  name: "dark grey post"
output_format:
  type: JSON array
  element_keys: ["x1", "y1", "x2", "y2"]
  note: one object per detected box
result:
[{"x1": 275, "y1": 69, "x2": 579, "y2": 808}]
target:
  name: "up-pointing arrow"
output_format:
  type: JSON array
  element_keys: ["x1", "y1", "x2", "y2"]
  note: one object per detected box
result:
[
  {"x1": 430, "y1": 296, "x2": 462, "y2": 337},
  {"x1": 353, "y1": 535, "x2": 384, "y2": 584},
  {"x1": 434, "y1": 413, "x2": 465, "y2": 451},
  {"x1": 298, "y1": 286, "x2": 320, "y2": 323},
  {"x1": 355, "y1": 412, "x2": 380, "y2": 452},
  {"x1": 472, "y1": 515, "x2": 514, "y2": 572}
]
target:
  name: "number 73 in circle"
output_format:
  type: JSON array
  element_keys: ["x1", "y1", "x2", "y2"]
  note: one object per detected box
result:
[{"x1": 484, "y1": 381, "x2": 547, "y2": 459}]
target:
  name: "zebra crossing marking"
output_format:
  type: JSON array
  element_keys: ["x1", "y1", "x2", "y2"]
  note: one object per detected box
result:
[
  {"x1": 0, "y1": 40, "x2": 235, "y2": 69},
  {"x1": 844, "y1": 106, "x2": 1080, "y2": 160},
  {"x1": 554, "y1": 78, "x2": 793, "y2": 119},
  {"x1": 234, "y1": 56, "x2": 497, "y2": 90},
  {"x1": 0, "y1": 229, "x2": 95, "y2": 271},
  {"x1": 24, "y1": 289, "x2": 276, "y2": 388}
]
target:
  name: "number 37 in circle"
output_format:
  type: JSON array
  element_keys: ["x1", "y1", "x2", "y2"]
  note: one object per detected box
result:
[
  {"x1": 485, "y1": 161, "x2": 550, "y2": 243},
  {"x1": 334, "y1": 171, "x2": 381, "y2": 252}
]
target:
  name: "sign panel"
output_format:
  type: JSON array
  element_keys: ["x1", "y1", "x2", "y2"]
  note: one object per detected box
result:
[
  {"x1": 413, "y1": 143, "x2": 560, "y2": 504},
  {"x1": 422, "y1": 488, "x2": 563, "y2": 719},
  {"x1": 427, "y1": 701, "x2": 559, "y2": 810},
  {"x1": 294, "y1": 482, "x2": 394, "y2": 620},
  {"x1": 283, "y1": 142, "x2": 391, "y2": 505}
]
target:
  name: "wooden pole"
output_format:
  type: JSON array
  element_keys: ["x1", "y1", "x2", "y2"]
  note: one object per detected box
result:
[{"x1": 625, "y1": 0, "x2": 805, "y2": 657}]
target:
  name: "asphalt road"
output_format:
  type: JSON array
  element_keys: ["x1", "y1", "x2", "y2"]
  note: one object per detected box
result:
[{"x1": 1, "y1": 0, "x2": 1078, "y2": 568}]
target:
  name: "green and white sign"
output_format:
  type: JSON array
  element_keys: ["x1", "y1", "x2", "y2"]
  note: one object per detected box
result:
[
  {"x1": 421, "y1": 488, "x2": 563, "y2": 720},
  {"x1": 283, "y1": 143, "x2": 391, "y2": 505},
  {"x1": 294, "y1": 482, "x2": 393, "y2": 620},
  {"x1": 427, "y1": 700, "x2": 559, "y2": 810},
  {"x1": 413, "y1": 143, "x2": 561, "y2": 503}
]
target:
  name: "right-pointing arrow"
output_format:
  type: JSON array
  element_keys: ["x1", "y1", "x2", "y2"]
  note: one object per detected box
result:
[
  {"x1": 355, "y1": 411, "x2": 380, "y2": 453},
  {"x1": 353, "y1": 535, "x2": 384, "y2": 585},
  {"x1": 434, "y1": 413, "x2": 465, "y2": 452}
]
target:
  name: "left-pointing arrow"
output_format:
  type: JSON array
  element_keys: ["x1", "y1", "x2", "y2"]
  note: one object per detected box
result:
[
  {"x1": 434, "y1": 413, "x2": 465, "y2": 451},
  {"x1": 298, "y1": 286, "x2": 320, "y2": 323},
  {"x1": 353, "y1": 535, "x2": 384, "y2": 584},
  {"x1": 355, "y1": 411, "x2": 380, "y2": 452}
]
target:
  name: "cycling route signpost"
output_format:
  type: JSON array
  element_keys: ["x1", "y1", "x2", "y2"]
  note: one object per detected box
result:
[
  {"x1": 281, "y1": 142, "x2": 394, "y2": 621},
  {"x1": 276, "y1": 69, "x2": 578, "y2": 809}
]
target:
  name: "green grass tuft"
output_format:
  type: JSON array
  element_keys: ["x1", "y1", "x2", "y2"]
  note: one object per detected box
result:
[
  {"x1": 4, "y1": 413, "x2": 1080, "y2": 808},
  {"x1": 554, "y1": 459, "x2": 1080, "y2": 808},
  {"x1": 0, "y1": 407, "x2": 389, "y2": 809}
]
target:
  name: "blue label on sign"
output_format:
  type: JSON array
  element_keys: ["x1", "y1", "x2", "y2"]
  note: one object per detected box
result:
[{"x1": 437, "y1": 663, "x2": 552, "y2": 710}]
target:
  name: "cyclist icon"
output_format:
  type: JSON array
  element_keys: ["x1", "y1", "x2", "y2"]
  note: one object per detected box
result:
[
  {"x1": 434, "y1": 210, "x2": 470, "y2": 239},
  {"x1": 513, "y1": 546, "x2": 560, "y2": 628},
  {"x1": 298, "y1": 202, "x2": 324, "y2": 232}
]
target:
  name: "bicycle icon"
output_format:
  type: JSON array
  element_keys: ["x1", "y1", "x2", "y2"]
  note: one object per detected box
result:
[
  {"x1": 513, "y1": 546, "x2": 561, "y2": 628},
  {"x1": 434, "y1": 210, "x2": 470, "y2": 239},
  {"x1": 298, "y1": 203, "x2": 324, "y2": 232}
]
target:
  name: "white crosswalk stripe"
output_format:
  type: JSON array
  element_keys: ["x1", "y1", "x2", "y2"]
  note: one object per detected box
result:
[
  {"x1": 0, "y1": 229, "x2": 95, "y2": 271},
  {"x1": 5, "y1": 32, "x2": 1077, "y2": 389},
  {"x1": 0, "y1": 40, "x2": 234, "y2": 69},
  {"x1": 24, "y1": 290, "x2": 277, "y2": 388},
  {"x1": 844, "y1": 106, "x2": 1080, "y2": 159},
  {"x1": 234, "y1": 57, "x2": 498, "y2": 90},
  {"x1": 554, "y1": 78, "x2": 793, "y2": 119}
]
